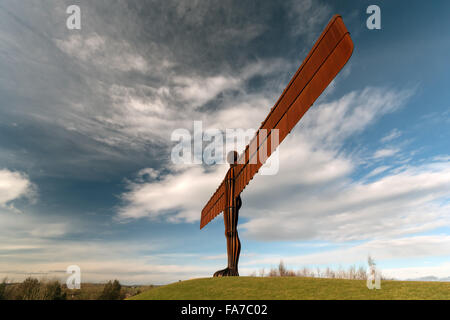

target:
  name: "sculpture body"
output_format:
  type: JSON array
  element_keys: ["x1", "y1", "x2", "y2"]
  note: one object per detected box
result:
[{"x1": 214, "y1": 154, "x2": 242, "y2": 277}]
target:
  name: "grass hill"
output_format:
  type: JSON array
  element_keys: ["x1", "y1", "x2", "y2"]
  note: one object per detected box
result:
[{"x1": 130, "y1": 276, "x2": 450, "y2": 300}]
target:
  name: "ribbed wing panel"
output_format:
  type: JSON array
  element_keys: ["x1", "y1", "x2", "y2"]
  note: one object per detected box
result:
[
  {"x1": 234, "y1": 15, "x2": 353, "y2": 196},
  {"x1": 200, "y1": 15, "x2": 354, "y2": 229},
  {"x1": 200, "y1": 178, "x2": 226, "y2": 229}
]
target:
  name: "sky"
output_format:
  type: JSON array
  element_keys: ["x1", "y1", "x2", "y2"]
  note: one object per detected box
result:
[{"x1": 0, "y1": 0, "x2": 449, "y2": 285}]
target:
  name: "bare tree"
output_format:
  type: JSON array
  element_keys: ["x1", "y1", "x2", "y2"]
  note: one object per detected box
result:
[
  {"x1": 259, "y1": 268, "x2": 265, "y2": 277},
  {"x1": 278, "y1": 261, "x2": 287, "y2": 277}
]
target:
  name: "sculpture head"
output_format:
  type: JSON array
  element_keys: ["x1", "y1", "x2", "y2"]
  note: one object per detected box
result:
[{"x1": 227, "y1": 151, "x2": 239, "y2": 166}]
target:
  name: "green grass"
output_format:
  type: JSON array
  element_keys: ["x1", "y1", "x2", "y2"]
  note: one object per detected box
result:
[
  {"x1": 129, "y1": 277, "x2": 450, "y2": 300},
  {"x1": 63, "y1": 283, "x2": 156, "y2": 300}
]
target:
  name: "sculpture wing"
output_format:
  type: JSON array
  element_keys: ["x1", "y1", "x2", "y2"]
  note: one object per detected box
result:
[
  {"x1": 200, "y1": 178, "x2": 226, "y2": 229},
  {"x1": 200, "y1": 15, "x2": 354, "y2": 229},
  {"x1": 234, "y1": 15, "x2": 354, "y2": 196}
]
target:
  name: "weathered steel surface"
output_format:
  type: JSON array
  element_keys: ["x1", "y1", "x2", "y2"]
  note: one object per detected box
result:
[
  {"x1": 200, "y1": 15, "x2": 354, "y2": 230},
  {"x1": 213, "y1": 157, "x2": 242, "y2": 277},
  {"x1": 200, "y1": 179, "x2": 225, "y2": 229}
]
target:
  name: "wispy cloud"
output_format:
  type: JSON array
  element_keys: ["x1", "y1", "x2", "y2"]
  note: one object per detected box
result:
[
  {"x1": 117, "y1": 86, "x2": 421, "y2": 235},
  {"x1": 54, "y1": 33, "x2": 150, "y2": 73},
  {"x1": 1, "y1": 0, "x2": 449, "y2": 283},
  {"x1": 287, "y1": 0, "x2": 331, "y2": 41},
  {"x1": 365, "y1": 166, "x2": 391, "y2": 178},
  {"x1": 373, "y1": 148, "x2": 400, "y2": 159},
  {"x1": 381, "y1": 129, "x2": 402, "y2": 143},
  {"x1": 241, "y1": 162, "x2": 450, "y2": 241}
]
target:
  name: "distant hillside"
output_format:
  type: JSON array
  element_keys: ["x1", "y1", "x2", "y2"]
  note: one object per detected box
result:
[
  {"x1": 406, "y1": 276, "x2": 450, "y2": 282},
  {"x1": 130, "y1": 277, "x2": 450, "y2": 300}
]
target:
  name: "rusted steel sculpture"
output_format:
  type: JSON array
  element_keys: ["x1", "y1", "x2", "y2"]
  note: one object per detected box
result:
[{"x1": 200, "y1": 15, "x2": 354, "y2": 277}]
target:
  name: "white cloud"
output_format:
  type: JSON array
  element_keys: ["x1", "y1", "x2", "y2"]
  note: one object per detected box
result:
[
  {"x1": 6, "y1": 0, "x2": 449, "y2": 283},
  {"x1": 373, "y1": 148, "x2": 400, "y2": 159},
  {"x1": 433, "y1": 155, "x2": 450, "y2": 162},
  {"x1": 116, "y1": 82, "x2": 450, "y2": 271},
  {"x1": 0, "y1": 169, "x2": 35, "y2": 211},
  {"x1": 0, "y1": 209, "x2": 69, "y2": 241},
  {"x1": 300, "y1": 87, "x2": 413, "y2": 148},
  {"x1": 117, "y1": 86, "x2": 426, "y2": 241},
  {"x1": 117, "y1": 164, "x2": 228, "y2": 223},
  {"x1": 28, "y1": 224, "x2": 67, "y2": 238},
  {"x1": 287, "y1": 0, "x2": 332, "y2": 41},
  {"x1": 174, "y1": 75, "x2": 241, "y2": 107},
  {"x1": 173, "y1": 59, "x2": 289, "y2": 108},
  {"x1": 241, "y1": 163, "x2": 450, "y2": 241},
  {"x1": 381, "y1": 129, "x2": 402, "y2": 143},
  {"x1": 365, "y1": 166, "x2": 391, "y2": 178},
  {"x1": 56, "y1": 58, "x2": 289, "y2": 152},
  {"x1": 54, "y1": 33, "x2": 150, "y2": 73}
]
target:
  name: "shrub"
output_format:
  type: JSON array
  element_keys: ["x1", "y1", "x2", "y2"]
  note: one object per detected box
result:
[
  {"x1": 268, "y1": 268, "x2": 278, "y2": 277},
  {"x1": 7, "y1": 278, "x2": 67, "y2": 300},
  {"x1": 17, "y1": 277, "x2": 41, "y2": 300},
  {"x1": 41, "y1": 280, "x2": 66, "y2": 300},
  {"x1": 98, "y1": 280, "x2": 123, "y2": 300},
  {"x1": 0, "y1": 278, "x2": 7, "y2": 300}
]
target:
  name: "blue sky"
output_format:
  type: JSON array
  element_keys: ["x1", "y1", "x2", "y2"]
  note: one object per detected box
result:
[{"x1": 0, "y1": 0, "x2": 449, "y2": 284}]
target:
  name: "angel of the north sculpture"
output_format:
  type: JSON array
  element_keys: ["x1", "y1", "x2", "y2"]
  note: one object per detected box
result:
[{"x1": 200, "y1": 15, "x2": 354, "y2": 277}]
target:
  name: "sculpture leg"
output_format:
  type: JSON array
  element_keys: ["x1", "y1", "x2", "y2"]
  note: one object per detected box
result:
[{"x1": 213, "y1": 196, "x2": 241, "y2": 277}]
